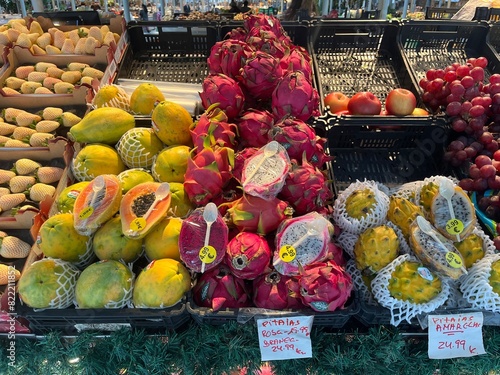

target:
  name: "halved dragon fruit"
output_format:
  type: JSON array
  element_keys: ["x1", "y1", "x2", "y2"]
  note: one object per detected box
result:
[
  {"x1": 233, "y1": 147, "x2": 259, "y2": 182},
  {"x1": 225, "y1": 231, "x2": 272, "y2": 279},
  {"x1": 192, "y1": 263, "x2": 252, "y2": 311},
  {"x1": 241, "y1": 141, "x2": 291, "y2": 200},
  {"x1": 199, "y1": 73, "x2": 245, "y2": 120},
  {"x1": 252, "y1": 269, "x2": 304, "y2": 310},
  {"x1": 273, "y1": 212, "x2": 333, "y2": 276},
  {"x1": 179, "y1": 204, "x2": 229, "y2": 273},
  {"x1": 225, "y1": 194, "x2": 293, "y2": 235},
  {"x1": 298, "y1": 260, "x2": 353, "y2": 312}
]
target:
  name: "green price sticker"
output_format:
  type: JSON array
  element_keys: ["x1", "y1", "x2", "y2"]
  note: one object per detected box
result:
[
  {"x1": 130, "y1": 217, "x2": 147, "y2": 232},
  {"x1": 445, "y1": 218, "x2": 464, "y2": 236},
  {"x1": 78, "y1": 206, "x2": 94, "y2": 220},
  {"x1": 279, "y1": 245, "x2": 297, "y2": 263},
  {"x1": 199, "y1": 246, "x2": 217, "y2": 264},
  {"x1": 445, "y1": 251, "x2": 464, "y2": 269}
]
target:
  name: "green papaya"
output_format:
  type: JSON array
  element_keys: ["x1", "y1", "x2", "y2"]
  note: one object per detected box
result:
[{"x1": 69, "y1": 107, "x2": 135, "y2": 145}]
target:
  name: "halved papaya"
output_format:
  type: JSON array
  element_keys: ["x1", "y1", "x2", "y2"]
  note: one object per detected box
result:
[
  {"x1": 120, "y1": 182, "x2": 171, "y2": 240},
  {"x1": 73, "y1": 174, "x2": 123, "y2": 236}
]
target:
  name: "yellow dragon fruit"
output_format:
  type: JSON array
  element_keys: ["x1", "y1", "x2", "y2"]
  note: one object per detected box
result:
[{"x1": 387, "y1": 196, "x2": 424, "y2": 239}]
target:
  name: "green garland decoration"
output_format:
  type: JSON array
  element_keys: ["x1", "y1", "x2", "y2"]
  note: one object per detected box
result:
[{"x1": 2, "y1": 322, "x2": 500, "y2": 375}]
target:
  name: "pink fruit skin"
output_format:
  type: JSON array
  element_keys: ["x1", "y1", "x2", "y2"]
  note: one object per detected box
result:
[
  {"x1": 235, "y1": 109, "x2": 274, "y2": 148},
  {"x1": 270, "y1": 117, "x2": 317, "y2": 162},
  {"x1": 192, "y1": 264, "x2": 252, "y2": 311},
  {"x1": 226, "y1": 194, "x2": 293, "y2": 235},
  {"x1": 245, "y1": 28, "x2": 287, "y2": 59},
  {"x1": 225, "y1": 232, "x2": 272, "y2": 279},
  {"x1": 252, "y1": 270, "x2": 304, "y2": 310},
  {"x1": 280, "y1": 45, "x2": 313, "y2": 82},
  {"x1": 233, "y1": 147, "x2": 259, "y2": 182},
  {"x1": 273, "y1": 212, "x2": 331, "y2": 276},
  {"x1": 326, "y1": 241, "x2": 346, "y2": 267},
  {"x1": 240, "y1": 51, "x2": 283, "y2": 100},
  {"x1": 183, "y1": 146, "x2": 233, "y2": 206},
  {"x1": 272, "y1": 71, "x2": 320, "y2": 121},
  {"x1": 207, "y1": 39, "x2": 253, "y2": 80},
  {"x1": 278, "y1": 157, "x2": 333, "y2": 215},
  {"x1": 200, "y1": 73, "x2": 245, "y2": 120},
  {"x1": 224, "y1": 27, "x2": 247, "y2": 42},
  {"x1": 190, "y1": 109, "x2": 238, "y2": 151},
  {"x1": 244, "y1": 14, "x2": 286, "y2": 39},
  {"x1": 179, "y1": 207, "x2": 229, "y2": 273},
  {"x1": 299, "y1": 260, "x2": 353, "y2": 312}
]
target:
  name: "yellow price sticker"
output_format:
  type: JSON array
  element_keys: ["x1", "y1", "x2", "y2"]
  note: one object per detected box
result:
[
  {"x1": 130, "y1": 217, "x2": 147, "y2": 232},
  {"x1": 78, "y1": 206, "x2": 94, "y2": 220},
  {"x1": 445, "y1": 251, "x2": 464, "y2": 269},
  {"x1": 199, "y1": 245, "x2": 217, "y2": 264},
  {"x1": 279, "y1": 245, "x2": 297, "y2": 263},
  {"x1": 446, "y1": 218, "x2": 464, "y2": 236}
]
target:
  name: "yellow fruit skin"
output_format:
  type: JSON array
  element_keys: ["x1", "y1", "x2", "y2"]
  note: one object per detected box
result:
[
  {"x1": 72, "y1": 144, "x2": 126, "y2": 181},
  {"x1": 169, "y1": 182, "x2": 195, "y2": 218},
  {"x1": 93, "y1": 216, "x2": 143, "y2": 263},
  {"x1": 151, "y1": 101, "x2": 193, "y2": 146},
  {"x1": 37, "y1": 213, "x2": 90, "y2": 262},
  {"x1": 152, "y1": 145, "x2": 191, "y2": 183},
  {"x1": 133, "y1": 258, "x2": 191, "y2": 308},
  {"x1": 129, "y1": 83, "x2": 165, "y2": 115},
  {"x1": 56, "y1": 181, "x2": 90, "y2": 213},
  {"x1": 345, "y1": 189, "x2": 377, "y2": 219},
  {"x1": 489, "y1": 260, "x2": 500, "y2": 295},
  {"x1": 354, "y1": 225, "x2": 399, "y2": 274},
  {"x1": 69, "y1": 107, "x2": 135, "y2": 145},
  {"x1": 144, "y1": 217, "x2": 182, "y2": 261}
]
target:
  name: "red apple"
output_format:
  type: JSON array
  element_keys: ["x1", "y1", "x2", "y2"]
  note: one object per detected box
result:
[
  {"x1": 385, "y1": 88, "x2": 417, "y2": 116},
  {"x1": 324, "y1": 91, "x2": 350, "y2": 113},
  {"x1": 347, "y1": 91, "x2": 381, "y2": 115}
]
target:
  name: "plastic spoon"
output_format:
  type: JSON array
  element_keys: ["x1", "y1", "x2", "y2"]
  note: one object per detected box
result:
[
  {"x1": 439, "y1": 178, "x2": 461, "y2": 242},
  {"x1": 201, "y1": 202, "x2": 218, "y2": 274},
  {"x1": 416, "y1": 216, "x2": 467, "y2": 275},
  {"x1": 242, "y1": 141, "x2": 279, "y2": 187}
]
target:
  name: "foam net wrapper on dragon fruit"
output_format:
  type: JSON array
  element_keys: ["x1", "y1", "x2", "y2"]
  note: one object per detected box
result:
[
  {"x1": 414, "y1": 175, "x2": 459, "y2": 208},
  {"x1": 371, "y1": 254, "x2": 451, "y2": 326},
  {"x1": 460, "y1": 253, "x2": 500, "y2": 312},
  {"x1": 333, "y1": 180, "x2": 390, "y2": 235},
  {"x1": 31, "y1": 258, "x2": 81, "y2": 311}
]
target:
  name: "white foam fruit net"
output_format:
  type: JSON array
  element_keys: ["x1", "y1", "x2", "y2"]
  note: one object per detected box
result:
[
  {"x1": 371, "y1": 254, "x2": 451, "y2": 326},
  {"x1": 333, "y1": 179, "x2": 390, "y2": 235},
  {"x1": 71, "y1": 157, "x2": 92, "y2": 182},
  {"x1": 346, "y1": 259, "x2": 377, "y2": 305},
  {"x1": 74, "y1": 236, "x2": 96, "y2": 270},
  {"x1": 35, "y1": 258, "x2": 81, "y2": 311},
  {"x1": 388, "y1": 180, "x2": 424, "y2": 202},
  {"x1": 116, "y1": 128, "x2": 158, "y2": 169},
  {"x1": 386, "y1": 221, "x2": 412, "y2": 255},
  {"x1": 460, "y1": 253, "x2": 500, "y2": 312}
]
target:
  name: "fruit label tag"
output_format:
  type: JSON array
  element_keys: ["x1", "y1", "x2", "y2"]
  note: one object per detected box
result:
[
  {"x1": 67, "y1": 190, "x2": 80, "y2": 199},
  {"x1": 78, "y1": 206, "x2": 94, "y2": 220},
  {"x1": 418, "y1": 267, "x2": 434, "y2": 281},
  {"x1": 446, "y1": 219, "x2": 464, "y2": 236},
  {"x1": 130, "y1": 217, "x2": 147, "y2": 232},
  {"x1": 445, "y1": 252, "x2": 464, "y2": 269},
  {"x1": 199, "y1": 246, "x2": 217, "y2": 264},
  {"x1": 279, "y1": 245, "x2": 297, "y2": 263}
]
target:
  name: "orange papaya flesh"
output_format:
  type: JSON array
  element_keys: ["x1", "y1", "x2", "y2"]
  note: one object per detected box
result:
[{"x1": 120, "y1": 182, "x2": 172, "y2": 240}]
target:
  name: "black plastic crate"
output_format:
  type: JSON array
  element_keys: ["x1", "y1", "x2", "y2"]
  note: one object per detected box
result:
[
  {"x1": 187, "y1": 293, "x2": 359, "y2": 327},
  {"x1": 218, "y1": 20, "x2": 310, "y2": 50},
  {"x1": 116, "y1": 21, "x2": 218, "y2": 83},
  {"x1": 398, "y1": 20, "x2": 500, "y2": 95},
  {"x1": 308, "y1": 20, "x2": 417, "y2": 115},
  {"x1": 355, "y1": 300, "x2": 420, "y2": 328},
  {"x1": 326, "y1": 116, "x2": 450, "y2": 194},
  {"x1": 425, "y1": 7, "x2": 459, "y2": 20},
  {"x1": 16, "y1": 297, "x2": 190, "y2": 335}
]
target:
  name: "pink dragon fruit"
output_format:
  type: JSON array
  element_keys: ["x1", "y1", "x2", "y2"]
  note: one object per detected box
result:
[
  {"x1": 225, "y1": 194, "x2": 293, "y2": 235},
  {"x1": 211, "y1": 178, "x2": 244, "y2": 215},
  {"x1": 310, "y1": 137, "x2": 333, "y2": 169},
  {"x1": 192, "y1": 263, "x2": 251, "y2": 310},
  {"x1": 278, "y1": 155, "x2": 333, "y2": 215},
  {"x1": 207, "y1": 39, "x2": 253, "y2": 80},
  {"x1": 245, "y1": 28, "x2": 287, "y2": 59},
  {"x1": 241, "y1": 141, "x2": 291, "y2": 200},
  {"x1": 252, "y1": 270, "x2": 304, "y2": 310},
  {"x1": 183, "y1": 146, "x2": 233, "y2": 206},
  {"x1": 179, "y1": 205, "x2": 229, "y2": 273},
  {"x1": 191, "y1": 104, "x2": 238, "y2": 152},
  {"x1": 270, "y1": 116, "x2": 317, "y2": 162},
  {"x1": 224, "y1": 27, "x2": 247, "y2": 42},
  {"x1": 225, "y1": 232, "x2": 272, "y2": 279},
  {"x1": 235, "y1": 109, "x2": 274, "y2": 148},
  {"x1": 280, "y1": 45, "x2": 313, "y2": 82},
  {"x1": 298, "y1": 260, "x2": 353, "y2": 312},
  {"x1": 244, "y1": 14, "x2": 285, "y2": 39},
  {"x1": 232, "y1": 147, "x2": 259, "y2": 182},
  {"x1": 271, "y1": 71, "x2": 320, "y2": 121},
  {"x1": 240, "y1": 51, "x2": 283, "y2": 100},
  {"x1": 326, "y1": 241, "x2": 346, "y2": 267},
  {"x1": 273, "y1": 212, "x2": 333, "y2": 276},
  {"x1": 200, "y1": 73, "x2": 245, "y2": 119}
]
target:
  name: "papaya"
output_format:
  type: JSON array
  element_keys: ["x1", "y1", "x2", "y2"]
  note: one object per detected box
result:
[
  {"x1": 73, "y1": 174, "x2": 123, "y2": 236},
  {"x1": 129, "y1": 83, "x2": 165, "y2": 115},
  {"x1": 69, "y1": 107, "x2": 135, "y2": 145},
  {"x1": 56, "y1": 181, "x2": 90, "y2": 213},
  {"x1": 118, "y1": 168, "x2": 155, "y2": 194},
  {"x1": 120, "y1": 182, "x2": 171, "y2": 240},
  {"x1": 71, "y1": 143, "x2": 126, "y2": 181}
]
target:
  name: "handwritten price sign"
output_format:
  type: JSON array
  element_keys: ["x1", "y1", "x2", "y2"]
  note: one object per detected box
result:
[
  {"x1": 428, "y1": 312, "x2": 486, "y2": 359},
  {"x1": 257, "y1": 316, "x2": 313, "y2": 361}
]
